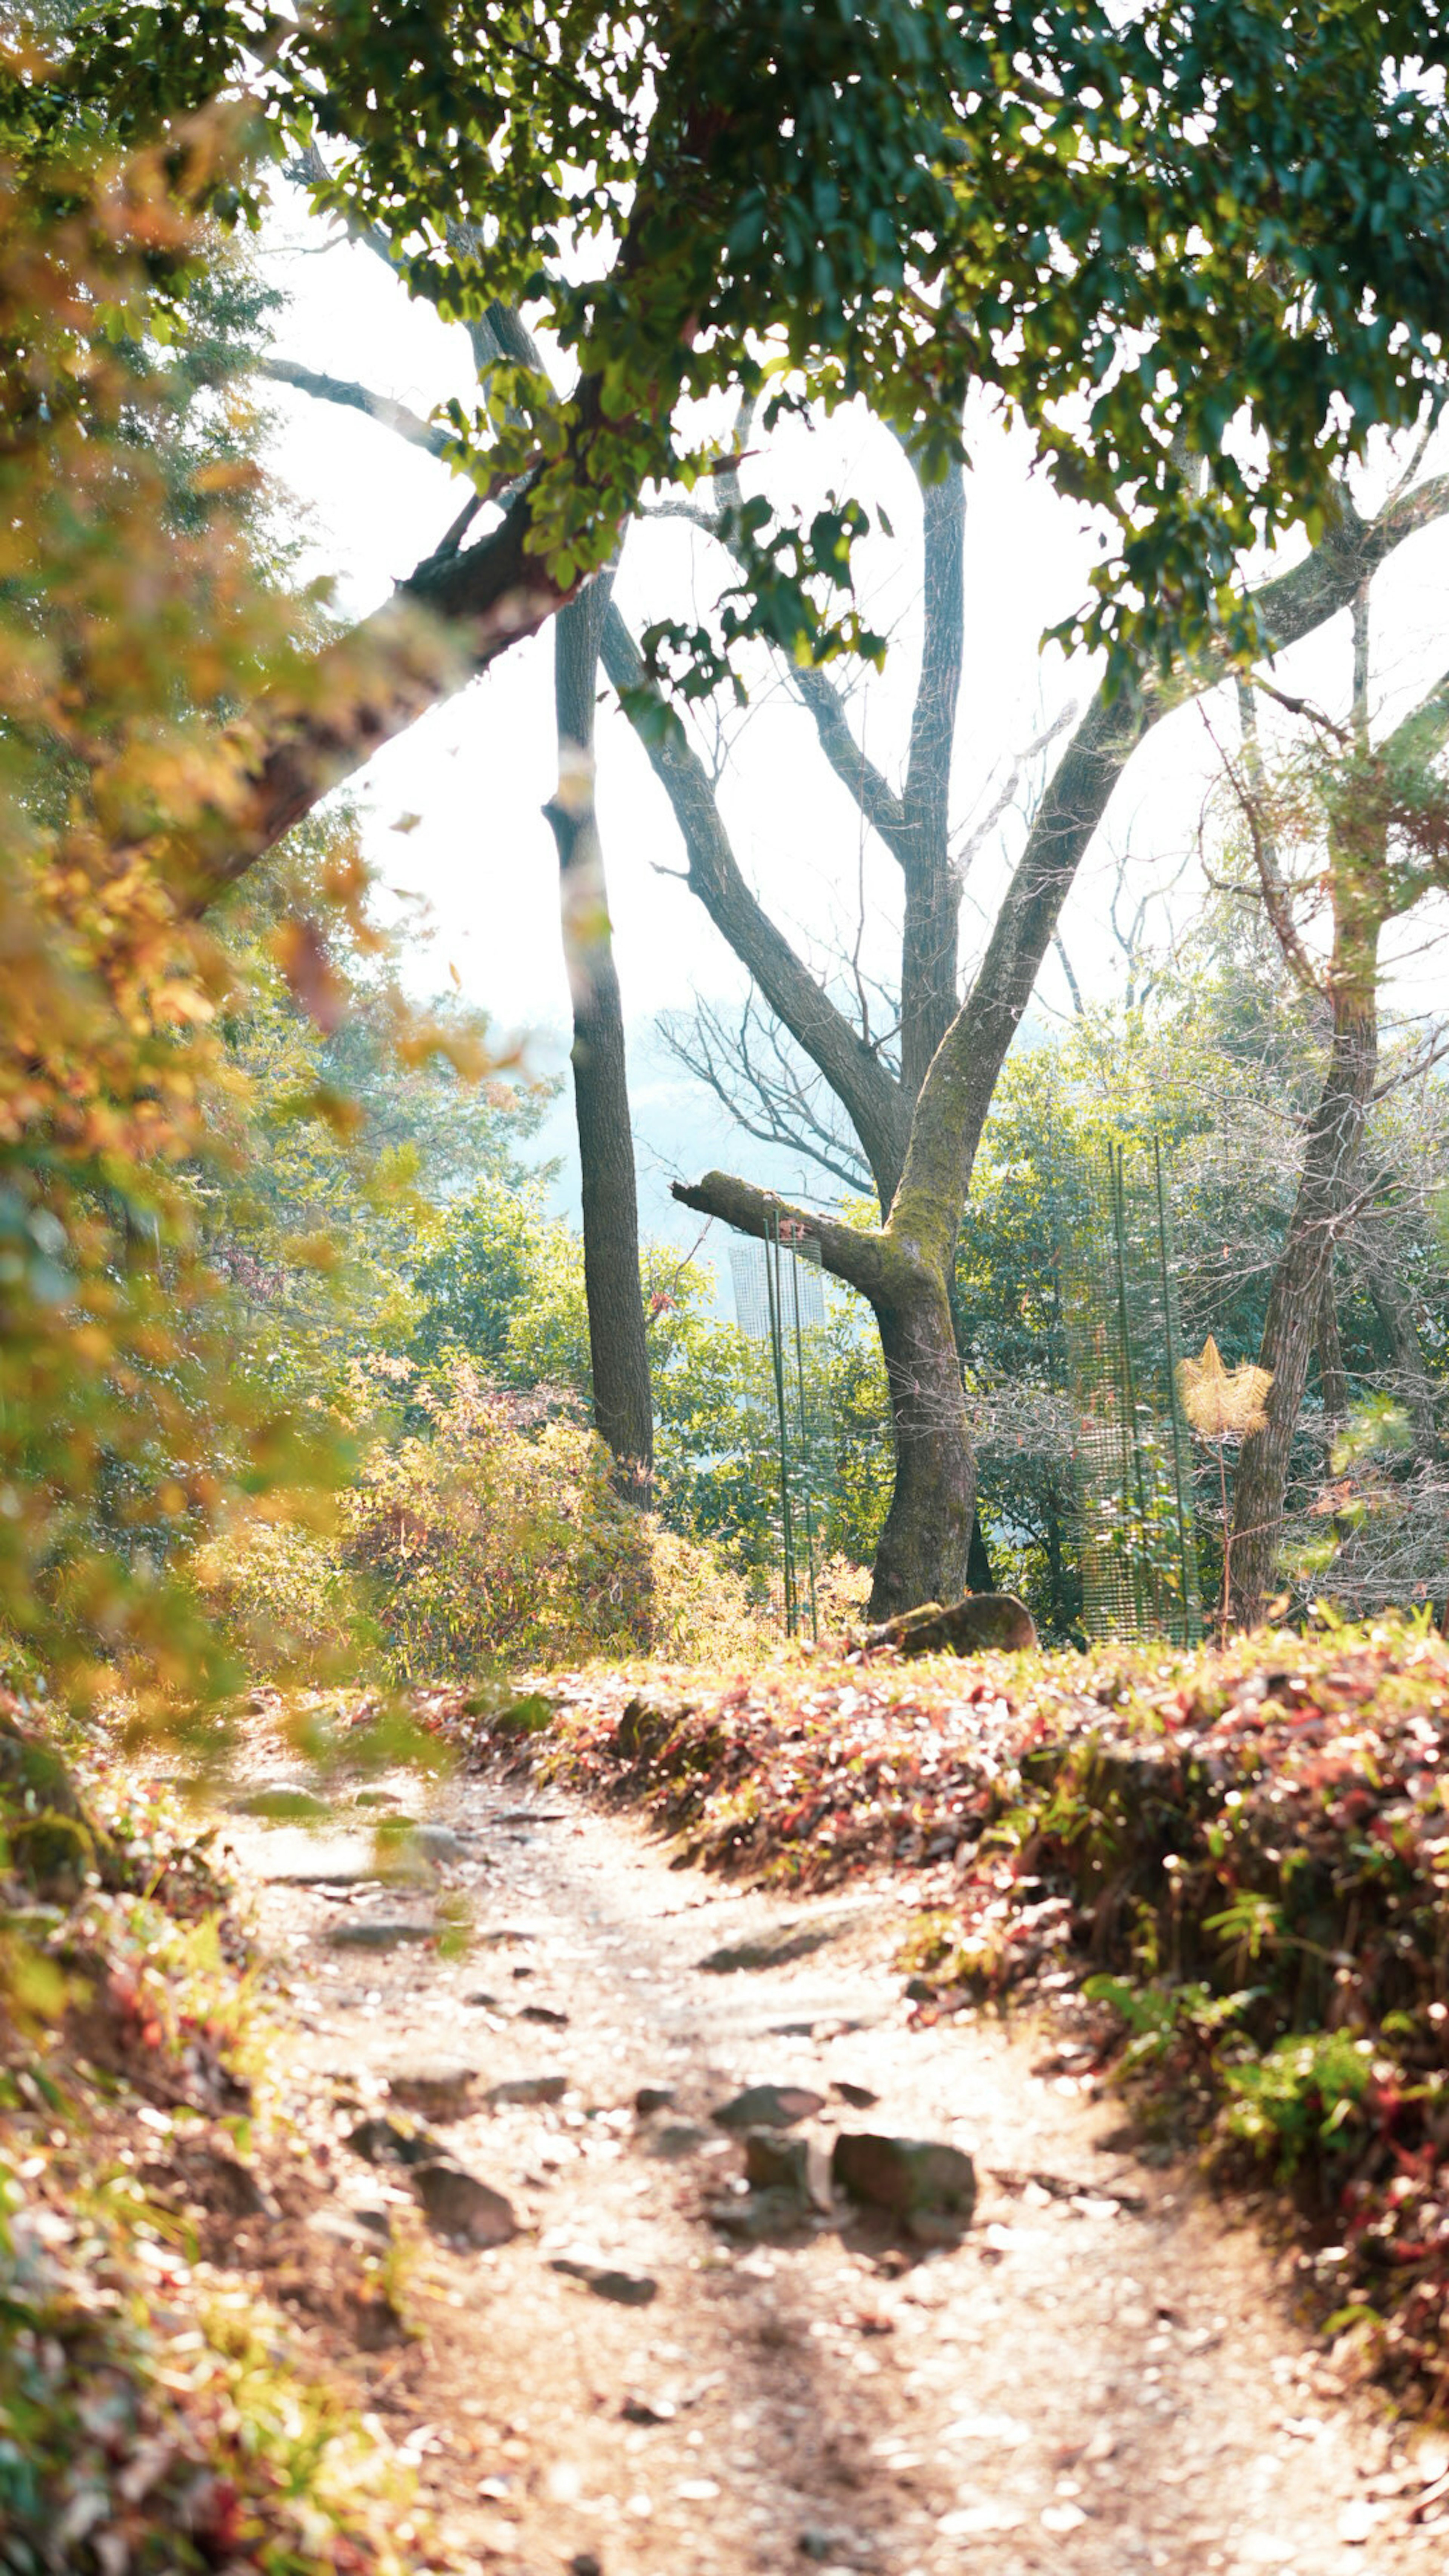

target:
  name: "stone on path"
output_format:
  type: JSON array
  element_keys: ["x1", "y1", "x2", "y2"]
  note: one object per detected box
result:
[
  {"x1": 327, "y1": 1919, "x2": 436, "y2": 1950},
  {"x1": 831, "y1": 2131, "x2": 977, "y2": 2220},
  {"x1": 485, "y1": 2074, "x2": 568, "y2": 2108},
  {"x1": 643, "y1": 2122, "x2": 710, "y2": 2160},
  {"x1": 411, "y1": 2159, "x2": 518, "y2": 2246},
  {"x1": 385, "y1": 2058, "x2": 480, "y2": 2119},
  {"x1": 863, "y1": 1589, "x2": 1037, "y2": 1657},
  {"x1": 550, "y1": 2256, "x2": 658, "y2": 2306},
  {"x1": 742, "y1": 2128, "x2": 812, "y2": 2195},
  {"x1": 697, "y1": 1921, "x2": 840, "y2": 1974},
  {"x1": 403, "y1": 1823, "x2": 466, "y2": 1863},
  {"x1": 712, "y1": 2082, "x2": 825, "y2": 2132},
  {"x1": 348, "y1": 2113, "x2": 444, "y2": 2168}
]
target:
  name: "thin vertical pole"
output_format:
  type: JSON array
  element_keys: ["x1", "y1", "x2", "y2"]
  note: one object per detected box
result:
[
  {"x1": 1154, "y1": 1133, "x2": 1194, "y2": 1646},
  {"x1": 1109, "y1": 1144, "x2": 1150, "y2": 1634},
  {"x1": 789, "y1": 1247, "x2": 820, "y2": 1641},
  {"x1": 763, "y1": 1207, "x2": 796, "y2": 1635}
]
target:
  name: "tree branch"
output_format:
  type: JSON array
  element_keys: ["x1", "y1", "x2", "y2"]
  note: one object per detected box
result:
[
  {"x1": 791, "y1": 663, "x2": 909, "y2": 857},
  {"x1": 669, "y1": 1171, "x2": 886, "y2": 1304},
  {"x1": 600, "y1": 604, "x2": 912, "y2": 1203},
  {"x1": 257, "y1": 355, "x2": 450, "y2": 456},
  {"x1": 882, "y1": 474, "x2": 1449, "y2": 1270}
]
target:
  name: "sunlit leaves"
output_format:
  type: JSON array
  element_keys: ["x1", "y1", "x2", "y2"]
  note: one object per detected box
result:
[{"x1": 48, "y1": 2, "x2": 1449, "y2": 695}]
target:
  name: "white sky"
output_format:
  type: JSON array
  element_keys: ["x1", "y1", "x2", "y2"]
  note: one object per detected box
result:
[{"x1": 256, "y1": 194, "x2": 1449, "y2": 1245}]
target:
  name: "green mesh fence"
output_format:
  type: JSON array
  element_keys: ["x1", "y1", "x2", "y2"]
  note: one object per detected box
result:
[
  {"x1": 1051, "y1": 1138, "x2": 1203, "y2": 1646},
  {"x1": 728, "y1": 1213, "x2": 834, "y2": 1639}
]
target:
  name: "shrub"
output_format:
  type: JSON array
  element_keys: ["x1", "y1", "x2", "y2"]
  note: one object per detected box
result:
[{"x1": 344, "y1": 1361, "x2": 765, "y2": 1678}]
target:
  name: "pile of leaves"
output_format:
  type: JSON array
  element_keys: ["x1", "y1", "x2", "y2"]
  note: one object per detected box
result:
[
  {"x1": 443, "y1": 1616, "x2": 1449, "y2": 2410},
  {"x1": 0, "y1": 1702, "x2": 441, "y2": 2575}
]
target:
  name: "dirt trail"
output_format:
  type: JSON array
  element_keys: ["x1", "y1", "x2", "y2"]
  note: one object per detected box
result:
[{"x1": 226, "y1": 1764, "x2": 1445, "y2": 2576}]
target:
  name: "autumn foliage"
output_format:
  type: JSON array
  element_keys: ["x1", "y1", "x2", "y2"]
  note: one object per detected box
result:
[{"x1": 0, "y1": 111, "x2": 327, "y2": 1709}]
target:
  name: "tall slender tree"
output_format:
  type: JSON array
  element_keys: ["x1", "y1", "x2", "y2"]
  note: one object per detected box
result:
[
  {"x1": 1225, "y1": 604, "x2": 1449, "y2": 1621},
  {"x1": 545, "y1": 577, "x2": 655, "y2": 1501}
]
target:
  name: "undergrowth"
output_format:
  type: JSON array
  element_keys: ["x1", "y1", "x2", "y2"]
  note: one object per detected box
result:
[
  {"x1": 0, "y1": 1698, "x2": 444, "y2": 2576},
  {"x1": 435, "y1": 1613, "x2": 1449, "y2": 2413}
]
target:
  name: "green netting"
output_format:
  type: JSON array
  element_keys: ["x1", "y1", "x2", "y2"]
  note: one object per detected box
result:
[
  {"x1": 1050, "y1": 1138, "x2": 1202, "y2": 1646},
  {"x1": 728, "y1": 1215, "x2": 834, "y2": 1639}
]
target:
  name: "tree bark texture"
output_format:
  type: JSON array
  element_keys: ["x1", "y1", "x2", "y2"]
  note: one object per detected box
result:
[
  {"x1": 545, "y1": 580, "x2": 655, "y2": 1504},
  {"x1": 870, "y1": 1268, "x2": 978, "y2": 1617},
  {"x1": 1229, "y1": 986, "x2": 1378, "y2": 1622},
  {"x1": 668, "y1": 1168, "x2": 974, "y2": 1615}
]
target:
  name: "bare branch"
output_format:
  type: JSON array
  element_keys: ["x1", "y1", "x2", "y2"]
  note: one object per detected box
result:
[
  {"x1": 256, "y1": 356, "x2": 450, "y2": 457},
  {"x1": 600, "y1": 604, "x2": 911, "y2": 1201}
]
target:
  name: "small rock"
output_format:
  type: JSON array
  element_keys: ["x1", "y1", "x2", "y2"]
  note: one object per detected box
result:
[
  {"x1": 643, "y1": 2122, "x2": 710, "y2": 2161},
  {"x1": 798, "y1": 2530, "x2": 836, "y2": 2561},
  {"x1": 903, "y1": 1976, "x2": 936, "y2": 2003},
  {"x1": 348, "y1": 2114, "x2": 444, "y2": 2169},
  {"x1": 307, "y1": 2206, "x2": 392, "y2": 2250},
  {"x1": 182, "y1": 2145, "x2": 277, "y2": 2219},
  {"x1": 486, "y1": 2075, "x2": 568, "y2": 2108},
  {"x1": 831, "y1": 2081, "x2": 879, "y2": 2110},
  {"x1": 831, "y1": 2133, "x2": 977, "y2": 2219},
  {"x1": 549, "y1": 2257, "x2": 657, "y2": 2306},
  {"x1": 406, "y1": 1823, "x2": 465, "y2": 1862},
  {"x1": 697, "y1": 1922, "x2": 840, "y2": 1974},
  {"x1": 568, "y1": 2555, "x2": 602, "y2": 2576},
  {"x1": 864, "y1": 1590, "x2": 1037, "y2": 1657},
  {"x1": 708, "y1": 2186, "x2": 812, "y2": 2242},
  {"x1": 712, "y1": 2084, "x2": 825, "y2": 2132},
  {"x1": 519, "y1": 2004, "x2": 569, "y2": 2027},
  {"x1": 1338, "y1": 2502, "x2": 1378, "y2": 2546},
  {"x1": 634, "y1": 2085, "x2": 676, "y2": 2116},
  {"x1": 620, "y1": 2395, "x2": 675, "y2": 2425},
  {"x1": 327, "y1": 1919, "x2": 436, "y2": 1951},
  {"x1": 411, "y1": 2160, "x2": 518, "y2": 2246},
  {"x1": 386, "y1": 2059, "x2": 479, "y2": 2119},
  {"x1": 465, "y1": 1990, "x2": 501, "y2": 2008},
  {"x1": 743, "y1": 2129, "x2": 811, "y2": 2195}
]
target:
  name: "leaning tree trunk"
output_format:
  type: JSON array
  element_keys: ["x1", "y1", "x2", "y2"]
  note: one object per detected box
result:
[
  {"x1": 1229, "y1": 978, "x2": 1378, "y2": 1623},
  {"x1": 867, "y1": 1256, "x2": 977, "y2": 1619},
  {"x1": 545, "y1": 579, "x2": 654, "y2": 1505}
]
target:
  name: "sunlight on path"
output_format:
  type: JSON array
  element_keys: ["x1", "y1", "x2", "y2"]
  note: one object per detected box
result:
[{"x1": 228, "y1": 1776, "x2": 1441, "y2": 2576}]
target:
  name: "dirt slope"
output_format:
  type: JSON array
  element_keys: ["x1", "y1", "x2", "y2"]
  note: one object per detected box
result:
[{"x1": 224, "y1": 1768, "x2": 1447, "y2": 2576}]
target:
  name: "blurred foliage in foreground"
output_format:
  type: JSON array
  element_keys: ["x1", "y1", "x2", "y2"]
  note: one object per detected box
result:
[
  {"x1": 0, "y1": 105, "x2": 348, "y2": 1720},
  {"x1": 0, "y1": 1704, "x2": 447, "y2": 2574}
]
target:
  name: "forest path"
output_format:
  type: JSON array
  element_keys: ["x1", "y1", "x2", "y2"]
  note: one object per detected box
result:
[{"x1": 227, "y1": 1763, "x2": 1443, "y2": 2576}]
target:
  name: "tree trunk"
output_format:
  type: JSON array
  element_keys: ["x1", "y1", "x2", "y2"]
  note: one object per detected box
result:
[
  {"x1": 1229, "y1": 983, "x2": 1378, "y2": 1622},
  {"x1": 545, "y1": 578, "x2": 654, "y2": 1504},
  {"x1": 868, "y1": 1257, "x2": 978, "y2": 1618}
]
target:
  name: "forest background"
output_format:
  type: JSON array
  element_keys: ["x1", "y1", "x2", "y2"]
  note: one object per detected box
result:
[{"x1": 8, "y1": 12, "x2": 1449, "y2": 2567}]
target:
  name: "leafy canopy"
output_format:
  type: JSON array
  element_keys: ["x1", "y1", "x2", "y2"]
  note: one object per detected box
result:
[{"x1": 45, "y1": 1, "x2": 1449, "y2": 684}]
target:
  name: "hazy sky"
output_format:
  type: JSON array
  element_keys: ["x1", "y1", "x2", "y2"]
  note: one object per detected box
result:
[{"x1": 257, "y1": 191, "x2": 1449, "y2": 1246}]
